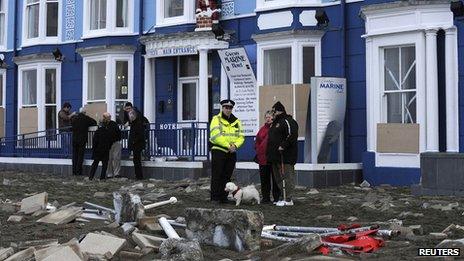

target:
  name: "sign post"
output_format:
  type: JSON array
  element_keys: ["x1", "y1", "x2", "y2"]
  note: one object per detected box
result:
[
  {"x1": 305, "y1": 77, "x2": 347, "y2": 163},
  {"x1": 218, "y1": 47, "x2": 258, "y2": 136}
]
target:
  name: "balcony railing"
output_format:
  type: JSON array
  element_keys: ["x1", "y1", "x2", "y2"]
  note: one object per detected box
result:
[{"x1": 0, "y1": 122, "x2": 210, "y2": 161}]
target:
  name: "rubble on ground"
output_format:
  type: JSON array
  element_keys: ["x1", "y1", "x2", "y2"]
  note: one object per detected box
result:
[{"x1": 3, "y1": 171, "x2": 464, "y2": 260}]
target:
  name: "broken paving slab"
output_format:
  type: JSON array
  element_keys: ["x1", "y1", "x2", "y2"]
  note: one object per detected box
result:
[
  {"x1": 17, "y1": 239, "x2": 59, "y2": 251},
  {"x1": 79, "y1": 233, "x2": 126, "y2": 257},
  {"x1": 20, "y1": 192, "x2": 48, "y2": 215},
  {"x1": 7, "y1": 215, "x2": 24, "y2": 223},
  {"x1": 42, "y1": 246, "x2": 81, "y2": 261},
  {"x1": 4, "y1": 247, "x2": 35, "y2": 261},
  {"x1": 0, "y1": 248, "x2": 14, "y2": 261},
  {"x1": 132, "y1": 232, "x2": 166, "y2": 250},
  {"x1": 160, "y1": 238, "x2": 204, "y2": 261},
  {"x1": 37, "y1": 207, "x2": 82, "y2": 225}
]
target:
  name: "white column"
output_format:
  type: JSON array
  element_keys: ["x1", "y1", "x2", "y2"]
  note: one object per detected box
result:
[
  {"x1": 425, "y1": 29, "x2": 439, "y2": 152},
  {"x1": 445, "y1": 27, "x2": 459, "y2": 152},
  {"x1": 143, "y1": 57, "x2": 155, "y2": 123},
  {"x1": 365, "y1": 37, "x2": 374, "y2": 151},
  {"x1": 198, "y1": 49, "x2": 209, "y2": 123},
  {"x1": 220, "y1": 64, "x2": 229, "y2": 100}
]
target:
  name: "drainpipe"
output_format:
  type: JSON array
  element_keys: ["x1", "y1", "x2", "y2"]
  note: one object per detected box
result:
[
  {"x1": 12, "y1": 0, "x2": 19, "y2": 138},
  {"x1": 340, "y1": 0, "x2": 346, "y2": 78},
  {"x1": 139, "y1": 0, "x2": 145, "y2": 116}
]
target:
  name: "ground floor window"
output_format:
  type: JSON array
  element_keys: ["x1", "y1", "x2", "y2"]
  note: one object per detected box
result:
[
  {"x1": 18, "y1": 63, "x2": 60, "y2": 133},
  {"x1": 383, "y1": 46, "x2": 417, "y2": 124},
  {"x1": 83, "y1": 54, "x2": 133, "y2": 121}
]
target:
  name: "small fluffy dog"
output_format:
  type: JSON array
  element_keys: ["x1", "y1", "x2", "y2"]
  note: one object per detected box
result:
[{"x1": 225, "y1": 182, "x2": 260, "y2": 206}]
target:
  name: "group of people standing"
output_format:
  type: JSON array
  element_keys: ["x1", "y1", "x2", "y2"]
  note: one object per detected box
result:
[
  {"x1": 209, "y1": 99, "x2": 298, "y2": 207},
  {"x1": 57, "y1": 102, "x2": 147, "y2": 181}
]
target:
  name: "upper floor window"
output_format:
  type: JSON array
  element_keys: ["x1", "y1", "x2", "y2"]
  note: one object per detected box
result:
[
  {"x1": 0, "y1": 0, "x2": 7, "y2": 49},
  {"x1": 84, "y1": 0, "x2": 133, "y2": 38},
  {"x1": 23, "y1": 0, "x2": 60, "y2": 46},
  {"x1": 156, "y1": 0, "x2": 195, "y2": 27}
]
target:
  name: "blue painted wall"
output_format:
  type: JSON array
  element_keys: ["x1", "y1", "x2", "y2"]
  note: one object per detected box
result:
[{"x1": 234, "y1": 0, "x2": 256, "y2": 15}]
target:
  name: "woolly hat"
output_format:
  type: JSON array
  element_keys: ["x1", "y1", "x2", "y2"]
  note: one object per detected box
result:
[{"x1": 272, "y1": 101, "x2": 286, "y2": 113}]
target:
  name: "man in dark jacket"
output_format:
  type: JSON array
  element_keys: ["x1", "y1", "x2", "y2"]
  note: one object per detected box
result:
[
  {"x1": 128, "y1": 110, "x2": 145, "y2": 180},
  {"x1": 88, "y1": 118, "x2": 113, "y2": 180},
  {"x1": 72, "y1": 107, "x2": 97, "y2": 176},
  {"x1": 103, "y1": 112, "x2": 122, "y2": 178},
  {"x1": 266, "y1": 101, "x2": 298, "y2": 207}
]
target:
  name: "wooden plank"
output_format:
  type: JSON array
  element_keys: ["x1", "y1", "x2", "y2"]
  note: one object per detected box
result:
[
  {"x1": 294, "y1": 84, "x2": 310, "y2": 138},
  {"x1": 258, "y1": 84, "x2": 294, "y2": 128},
  {"x1": 19, "y1": 107, "x2": 38, "y2": 135},
  {"x1": 84, "y1": 102, "x2": 107, "y2": 122},
  {"x1": 377, "y1": 123, "x2": 419, "y2": 153}
]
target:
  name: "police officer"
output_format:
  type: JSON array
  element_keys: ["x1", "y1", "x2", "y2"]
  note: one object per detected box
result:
[{"x1": 209, "y1": 99, "x2": 244, "y2": 203}]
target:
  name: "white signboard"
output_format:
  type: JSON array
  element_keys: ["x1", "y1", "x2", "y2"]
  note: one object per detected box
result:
[
  {"x1": 147, "y1": 46, "x2": 197, "y2": 58},
  {"x1": 306, "y1": 77, "x2": 347, "y2": 163},
  {"x1": 218, "y1": 48, "x2": 258, "y2": 136}
]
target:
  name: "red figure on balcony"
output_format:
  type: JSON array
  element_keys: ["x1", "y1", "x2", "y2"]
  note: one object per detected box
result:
[{"x1": 196, "y1": 0, "x2": 221, "y2": 31}]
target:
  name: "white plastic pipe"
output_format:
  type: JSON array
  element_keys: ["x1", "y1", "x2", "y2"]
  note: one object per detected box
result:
[
  {"x1": 159, "y1": 217, "x2": 180, "y2": 239},
  {"x1": 144, "y1": 197, "x2": 177, "y2": 210}
]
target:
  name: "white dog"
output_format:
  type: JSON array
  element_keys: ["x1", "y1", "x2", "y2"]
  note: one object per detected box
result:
[{"x1": 225, "y1": 182, "x2": 260, "y2": 206}]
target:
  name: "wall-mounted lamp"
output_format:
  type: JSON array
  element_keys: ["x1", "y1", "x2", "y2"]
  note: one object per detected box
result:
[
  {"x1": 315, "y1": 9, "x2": 330, "y2": 28},
  {"x1": 52, "y1": 48, "x2": 64, "y2": 62},
  {"x1": 451, "y1": 0, "x2": 464, "y2": 17},
  {"x1": 0, "y1": 54, "x2": 7, "y2": 69}
]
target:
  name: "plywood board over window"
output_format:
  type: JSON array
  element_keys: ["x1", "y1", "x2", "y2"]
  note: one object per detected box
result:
[
  {"x1": 0, "y1": 107, "x2": 5, "y2": 138},
  {"x1": 84, "y1": 102, "x2": 107, "y2": 122},
  {"x1": 259, "y1": 84, "x2": 310, "y2": 137},
  {"x1": 377, "y1": 123, "x2": 419, "y2": 153},
  {"x1": 19, "y1": 107, "x2": 38, "y2": 136}
]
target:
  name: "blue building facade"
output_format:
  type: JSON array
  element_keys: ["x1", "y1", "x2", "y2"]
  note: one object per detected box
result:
[{"x1": 0, "y1": 0, "x2": 462, "y2": 186}]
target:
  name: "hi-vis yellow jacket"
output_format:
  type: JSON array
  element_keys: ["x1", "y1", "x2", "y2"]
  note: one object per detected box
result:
[{"x1": 209, "y1": 112, "x2": 245, "y2": 153}]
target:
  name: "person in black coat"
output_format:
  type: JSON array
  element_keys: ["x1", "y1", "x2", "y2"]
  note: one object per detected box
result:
[
  {"x1": 88, "y1": 117, "x2": 113, "y2": 180},
  {"x1": 266, "y1": 101, "x2": 298, "y2": 207},
  {"x1": 71, "y1": 108, "x2": 97, "y2": 176},
  {"x1": 104, "y1": 112, "x2": 122, "y2": 178},
  {"x1": 128, "y1": 110, "x2": 146, "y2": 180}
]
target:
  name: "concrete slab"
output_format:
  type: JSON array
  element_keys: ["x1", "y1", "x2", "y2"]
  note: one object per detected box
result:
[
  {"x1": 7, "y1": 215, "x2": 23, "y2": 223},
  {"x1": 132, "y1": 232, "x2": 165, "y2": 249},
  {"x1": 4, "y1": 247, "x2": 35, "y2": 261},
  {"x1": 42, "y1": 246, "x2": 81, "y2": 261},
  {"x1": 37, "y1": 207, "x2": 82, "y2": 225},
  {"x1": 20, "y1": 192, "x2": 48, "y2": 214},
  {"x1": 34, "y1": 246, "x2": 62, "y2": 261},
  {"x1": 79, "y1": 233, "x2": 126, "y2": 257},
  {"x1": 0, "y1": 247, "x2": 14, "y2": 261}
]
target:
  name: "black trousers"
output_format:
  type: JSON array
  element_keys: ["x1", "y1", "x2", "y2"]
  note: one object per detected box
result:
[
  {"x1": 259, "y1": 164, "x2": 281, "y2": 202},
  {"x1": 211, "y1": 150, "x2": 237, "y2": 201},
  {"x1": 133, "y1": 148, "x2": 143, "y2": 180},
  {"x1": 89, "y1": 159, "x2": 108, "y2": 180},
  {"x1": 72, "y1": 143, "x2": 86, "y2": 176}
]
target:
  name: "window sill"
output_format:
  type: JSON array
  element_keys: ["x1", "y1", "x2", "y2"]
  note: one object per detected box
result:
[
  {"x1": 81, "y1": 30, "x2": 136, "y2": 40},
  {"x1": 21, "y1": 37, "x2": 60, "y2": 48},
  {"x1": 155, "y1": 18, "x2": 196, "y2": 28},
  {"x1": 255, "y1": 0, "x2": 364, "y2": 12},
  {"x1": 375, "y1": 152, "x2": 419, "y2": 168}
]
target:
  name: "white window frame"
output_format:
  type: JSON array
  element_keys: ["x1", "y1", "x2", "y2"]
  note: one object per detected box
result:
[
  {"x1": 177, "y1": 78, "x2": 199, "y2": 122},
  {"x1": 17, "y1": 62, "x2": 61, "y2": 133},
  {"x1": 82, "y1": 54, "x2": 134, "y2": 118},
  {"x1": 83, "y1": 0, "x2": 134, "y2": 39},
  {"x1": 0, "y1": 69, "x2": 6, "y2": 108},
  {"x1": 380, "y1": 45, "x2": 417, "y2": 124},
  {"x1": 156, "y1": 0, "x2": 195, "y2": 28},
  {"x1": 257, "y1": 37, "x2": 321, "y2": 87},
  {"x1": 22, "y1": 0, "x2": 61, "y2": 47},
  {"x1": 0, "y1": 0, "x2": 8, "y2": 51},
  {"x1": 369, "y1": 33, "x2": 425, "y2": 168}
]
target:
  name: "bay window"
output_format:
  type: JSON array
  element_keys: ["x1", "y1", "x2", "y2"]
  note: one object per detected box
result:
[
  {"x1": 83, "y1": 55, "x2": 133, "y2": 119},
  {"x1": 84, "y1": 0, "x2": 133, "y2": 38},
  {"x1": 23, "y1": 0, "x2": 60, "y2": 46},
  {"x1": 18, "y1": 63, "x2": 61, "y2": 132},
  {"x1": 264, "y1": 48, "x2": 291, "y2": 85}
]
